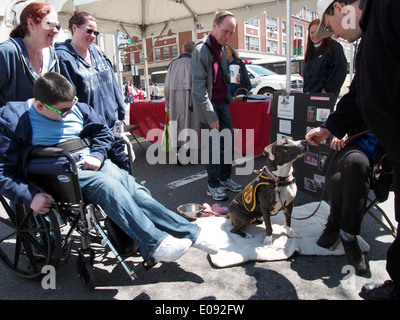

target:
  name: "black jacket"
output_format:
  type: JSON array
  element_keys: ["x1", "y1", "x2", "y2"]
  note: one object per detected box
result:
[
  {"x1": 325, "y1": 0, "x2": 400, "y2": 169},
  {"x1": 303, "y1": 39, "x2": 347, "y2": 96}
]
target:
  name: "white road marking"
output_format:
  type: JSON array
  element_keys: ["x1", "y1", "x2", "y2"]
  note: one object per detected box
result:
[
  {"x1": 166, "y1": 171, "x2": 208, "y2": 189},
  {"x1": 166, "y1": 154, "x2": 260, "y2": 189}
]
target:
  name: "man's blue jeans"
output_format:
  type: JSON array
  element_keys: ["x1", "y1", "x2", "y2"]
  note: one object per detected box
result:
[
  {"x1": 201, "y1": 102, "x2": 234, "y2": 188},
  {"x1": 78, "y1": 159, "x2": 200, "y2": 261}
]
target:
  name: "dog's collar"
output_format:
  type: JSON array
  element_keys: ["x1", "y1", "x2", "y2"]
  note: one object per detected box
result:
[{"x1": 260, "y1": 166, "x2": 295, "y2": 185}]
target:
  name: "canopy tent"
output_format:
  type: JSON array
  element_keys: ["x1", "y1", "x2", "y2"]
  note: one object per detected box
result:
[
  {"x1": 8, "y1": 0, "x2": 318, "y2": 95},
  {"x1": 55, "y1": 0, "x2": 316, "y2": 37}
]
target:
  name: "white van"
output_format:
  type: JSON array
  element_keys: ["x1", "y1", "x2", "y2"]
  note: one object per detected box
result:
[{"x1": 246, "y1": 64, "x2": 303, "y2": 95}]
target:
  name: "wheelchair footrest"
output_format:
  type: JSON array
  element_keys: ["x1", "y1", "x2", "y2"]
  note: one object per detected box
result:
[{"x1": 132, "y1": 258, "x2": 157, "y2": 278}]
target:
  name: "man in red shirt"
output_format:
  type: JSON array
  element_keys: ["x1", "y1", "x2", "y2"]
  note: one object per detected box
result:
[{"x1": 191, "y1": 11, "x2": 243, "y2": 201}]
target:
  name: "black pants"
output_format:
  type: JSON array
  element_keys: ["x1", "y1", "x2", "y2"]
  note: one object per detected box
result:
[
  {"x1": 325, "y1": 145, "x2": 371, "y2": 235},
  {"x1": 388, "y1": 166, "x2": 400, "y2": 293}
]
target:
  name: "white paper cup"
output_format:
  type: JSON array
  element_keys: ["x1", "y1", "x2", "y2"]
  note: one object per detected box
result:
[{"x1": 230, "y1": 65, "x2": 240, "y2": 84}]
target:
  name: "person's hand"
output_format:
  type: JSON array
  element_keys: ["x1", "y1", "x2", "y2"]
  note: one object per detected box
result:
[
  {"x1": 305, "y1": 127, "x2": 331, "y2": 146},
  {"x1": 81, "y1": 156, "x2": 101, "y2": 171},
  {"x1": 209, "y1": 120, "x2": 220, "y2": 130},
  {"x1": 236, "y1": 72, "x2": 241, "y2": 84},
  {"x1": 330, "y1": 134, "x2": 348, "y2": 151},
  {"x1": 30, "y1": 193, "x2": 54, "y2": 215}
]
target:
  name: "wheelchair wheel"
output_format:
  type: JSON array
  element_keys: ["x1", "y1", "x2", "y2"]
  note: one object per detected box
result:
[
  {"x1": 0, "y1": 196, "x2": 62, "y2": 279},
  {"x1": 76, "y1": 249, "x2": 96, "y2": 291}
]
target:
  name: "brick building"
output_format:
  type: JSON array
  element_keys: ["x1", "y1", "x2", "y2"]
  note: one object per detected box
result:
[{"x1": 120, "y1": 6, "x2": 323, "y2": 88}]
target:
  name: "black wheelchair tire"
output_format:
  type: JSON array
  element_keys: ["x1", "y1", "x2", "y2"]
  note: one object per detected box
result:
[{"x1": 0, "y1": 199, "x2": 62, "y2": 279}]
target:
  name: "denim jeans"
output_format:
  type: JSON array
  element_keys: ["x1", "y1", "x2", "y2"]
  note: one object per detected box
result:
[
  {"x1": 201, "y1": 102, "x2": 233, "y2": 188},
  {"x1": 78, "y1": 159, "x2": 200, "y2": 261}
]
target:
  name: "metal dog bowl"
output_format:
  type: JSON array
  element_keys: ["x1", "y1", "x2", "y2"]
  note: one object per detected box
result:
[{"x1": 177, "y1": 203, "x2": 203, "y2": 220}]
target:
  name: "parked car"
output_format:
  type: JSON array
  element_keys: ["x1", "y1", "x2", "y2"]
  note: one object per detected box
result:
[{"x1": 246, "y1": 64, "x2": 303, "y2": 95}]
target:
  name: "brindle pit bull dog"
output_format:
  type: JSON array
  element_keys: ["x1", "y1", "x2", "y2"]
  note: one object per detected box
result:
[{"x1": 228, "y1": 139, "x2": 307, "y2": 245}]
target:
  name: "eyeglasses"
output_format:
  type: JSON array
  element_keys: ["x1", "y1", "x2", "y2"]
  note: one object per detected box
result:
[
  {"x1": 78, "y1": 26, "x2": 100, "y2": 36},
  {"x1": 42, "y1": 20, "x2": 61, "y2": 31},
  {"x1": 37, "y1": 96, "x2": 78, "y2": 117}
]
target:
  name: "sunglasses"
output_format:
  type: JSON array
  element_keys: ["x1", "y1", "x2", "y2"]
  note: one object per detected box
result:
[
  {"x1": 38, "y1": 96, "x2": 78, "y2": 117},
  {"x1": 78, "y1": 25, "x2": 100, "y2": 36},
  {"x1": 42, "y1": 21, "x2": 61, "y2": 31}
]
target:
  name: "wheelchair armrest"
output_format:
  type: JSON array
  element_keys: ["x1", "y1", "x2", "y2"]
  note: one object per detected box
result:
[
  {"x1": 29, "y1": 146, "x2": 70, "y2": 158},
  {"x1": 28, "y1": 146, "x2": 79, "y2": 174}
]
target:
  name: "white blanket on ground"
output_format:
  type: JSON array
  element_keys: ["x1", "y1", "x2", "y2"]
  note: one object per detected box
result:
[{"x1": 196, "y1": 201, "x2": 370, "y2": 268}]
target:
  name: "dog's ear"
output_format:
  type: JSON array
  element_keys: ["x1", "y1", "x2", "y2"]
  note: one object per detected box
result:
[
  {"x1": 264, "y1": 143, "x2": 278, "y2": 171},
  {"x1": 263, "y1": 144, "x2": 275, "y2": 161}
]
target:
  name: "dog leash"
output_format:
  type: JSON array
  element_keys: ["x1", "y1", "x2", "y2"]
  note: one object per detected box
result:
[{"x1": 276, "y1": 130, "x2": 372, "y2": 221}]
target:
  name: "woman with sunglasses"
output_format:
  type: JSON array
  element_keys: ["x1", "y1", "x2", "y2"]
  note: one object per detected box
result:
[
  {"x1": 0, "y1": 2, "x2": 60, "y2": 106},
  {"x1": 56, "y1": 12, "x2": 125, "y2": 130}
]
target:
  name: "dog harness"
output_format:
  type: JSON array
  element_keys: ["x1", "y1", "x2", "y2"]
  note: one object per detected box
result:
[{"x1": 242, "y1": 166, "x2": 296, "y2": 212}]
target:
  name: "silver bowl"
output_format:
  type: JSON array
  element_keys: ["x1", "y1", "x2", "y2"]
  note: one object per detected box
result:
[{"x1": 177, "y1": 203, "x2": 204, "y2": 220}]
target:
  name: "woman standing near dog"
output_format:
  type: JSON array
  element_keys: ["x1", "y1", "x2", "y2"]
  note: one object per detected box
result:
[
  {"x1": 0, "y1": 2, "x2": 60, "y2": 106},
  {"x1": 303, "y1": 19, "x2": 347, "y2": 100}
]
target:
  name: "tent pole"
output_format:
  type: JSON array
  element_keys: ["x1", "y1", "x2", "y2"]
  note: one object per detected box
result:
[{"x1": 142, "y1": 29, "x2": 150, "y2": 101}]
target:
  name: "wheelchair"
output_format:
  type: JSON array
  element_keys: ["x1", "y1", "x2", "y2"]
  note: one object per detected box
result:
[{"x1": 0, "y1": 136, "x2": 156, "y2": 291}]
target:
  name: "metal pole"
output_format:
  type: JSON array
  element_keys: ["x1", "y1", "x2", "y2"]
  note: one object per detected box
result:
[
  {"x1": 115, "y1": 30, "x2": 123, "y2": 89},
  {"x1": 142, "y1": 29, "x2": 150, "y2": 101},
  {"x1": 286, "y1": 0, "x2": 292, "y2": 98}
]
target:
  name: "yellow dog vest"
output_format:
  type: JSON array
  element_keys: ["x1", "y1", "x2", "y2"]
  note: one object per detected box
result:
[{"x1": 242, "y1": 170, "x2": 295, "y2": 212}]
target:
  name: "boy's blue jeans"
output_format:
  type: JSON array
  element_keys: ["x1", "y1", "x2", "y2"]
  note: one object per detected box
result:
[
  {"x1": 200, "y1": 102, "x2": 234, "y2": 188},
  {"x1": 78, "y1": 159, "x2": 199, "y2": 261}
]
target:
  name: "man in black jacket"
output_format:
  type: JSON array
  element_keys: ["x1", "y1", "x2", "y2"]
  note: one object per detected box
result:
[{"x1": 306, "y1": 0, "x2": 400, "y2": 300}]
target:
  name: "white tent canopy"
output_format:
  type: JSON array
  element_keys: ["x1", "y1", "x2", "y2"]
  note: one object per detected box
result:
[
  {"x1": 55, "y1": 0, "x2": 316, "y2": 37},
  {"x1": 7, "y1": 0, "x2": 318, "y2": 95}
]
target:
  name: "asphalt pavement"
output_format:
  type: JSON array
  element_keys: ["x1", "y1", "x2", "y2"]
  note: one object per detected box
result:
[{"x1": 0, "y1": 134, "x2": 397, "y2": 305}]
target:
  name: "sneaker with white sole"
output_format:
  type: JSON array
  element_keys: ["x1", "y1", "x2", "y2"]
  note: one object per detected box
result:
[
  {"x1": 220, "y1": 178, "x2": 243, "y2": 192},
  {"x1": 207, "y1": 186, "x2": 228, "y2": 201},
  {"x1": 192, "y1": 228, "x2": 218, "y2": 254},
  {"x1": 152, "y1": 235, "x2": 192, "y2": 263}
]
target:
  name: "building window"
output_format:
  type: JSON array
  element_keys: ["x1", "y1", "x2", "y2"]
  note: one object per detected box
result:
[
  {"x1": 281, "y1": 20, "x2": 286, "y2": 34},
  {"x1": 266, "y1": 17, "x2": 278, "y2": 32},
  {"x1": 172, "y1": 45, "x2": 178, "y2": 58},
  {"x1": 294, "y1": 24, "x2": 304, "y2": 38},
  {"x1": 245, "y1": 36, "x2": 260, "y2": 51},
  {"x1": 245, "y1": 18, "x2": 259, "y2": 27},
  {"x1": 267, "y1": 40, "x2": 278, "y2": 54},
  {"x1": 163, "y1": 47, "x2": 170, "y2": 60},
  {"x1": 154, "y1": 48, "x2": 161, "y2": 61}
]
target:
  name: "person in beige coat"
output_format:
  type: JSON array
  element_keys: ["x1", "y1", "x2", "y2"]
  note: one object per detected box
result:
[{"x1": 164, "y1": 40, "x2": 200, "y2": 162}]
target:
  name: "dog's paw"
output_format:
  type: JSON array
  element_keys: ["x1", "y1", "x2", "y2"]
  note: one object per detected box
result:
[
  {"x1": 263, "y1": 235, "x2": 274, "y2": 246},
  {"x1": 244, "y1": 232, "x2": 254, "y2": 239},
  {"x1": 286, "y1": 228, "x2": 301, "y2": 239}
]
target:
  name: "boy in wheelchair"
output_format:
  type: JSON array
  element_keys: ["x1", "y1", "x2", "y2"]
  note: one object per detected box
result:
[{"x1": 0, "y1": 72, "x2": 217, "y2": 265}]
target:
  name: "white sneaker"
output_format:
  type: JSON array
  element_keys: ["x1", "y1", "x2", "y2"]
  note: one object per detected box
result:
[
  {"x1": 220, "y1": 178, "x2": 243, "y2": 192},
  {"x1": 192, "y1": 228, "x2": 218, "y2": 254},
  {"x1": 152, "y1": 235, "x2": 192, "y2": 263},
  {"x1": 207, "y1": 185, "x2": 228, "y2": 201}
]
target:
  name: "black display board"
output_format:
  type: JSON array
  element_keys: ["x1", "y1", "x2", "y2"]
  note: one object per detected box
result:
[{"x1": 270, "y1": 92, "x2": 336, "y2": 197}]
